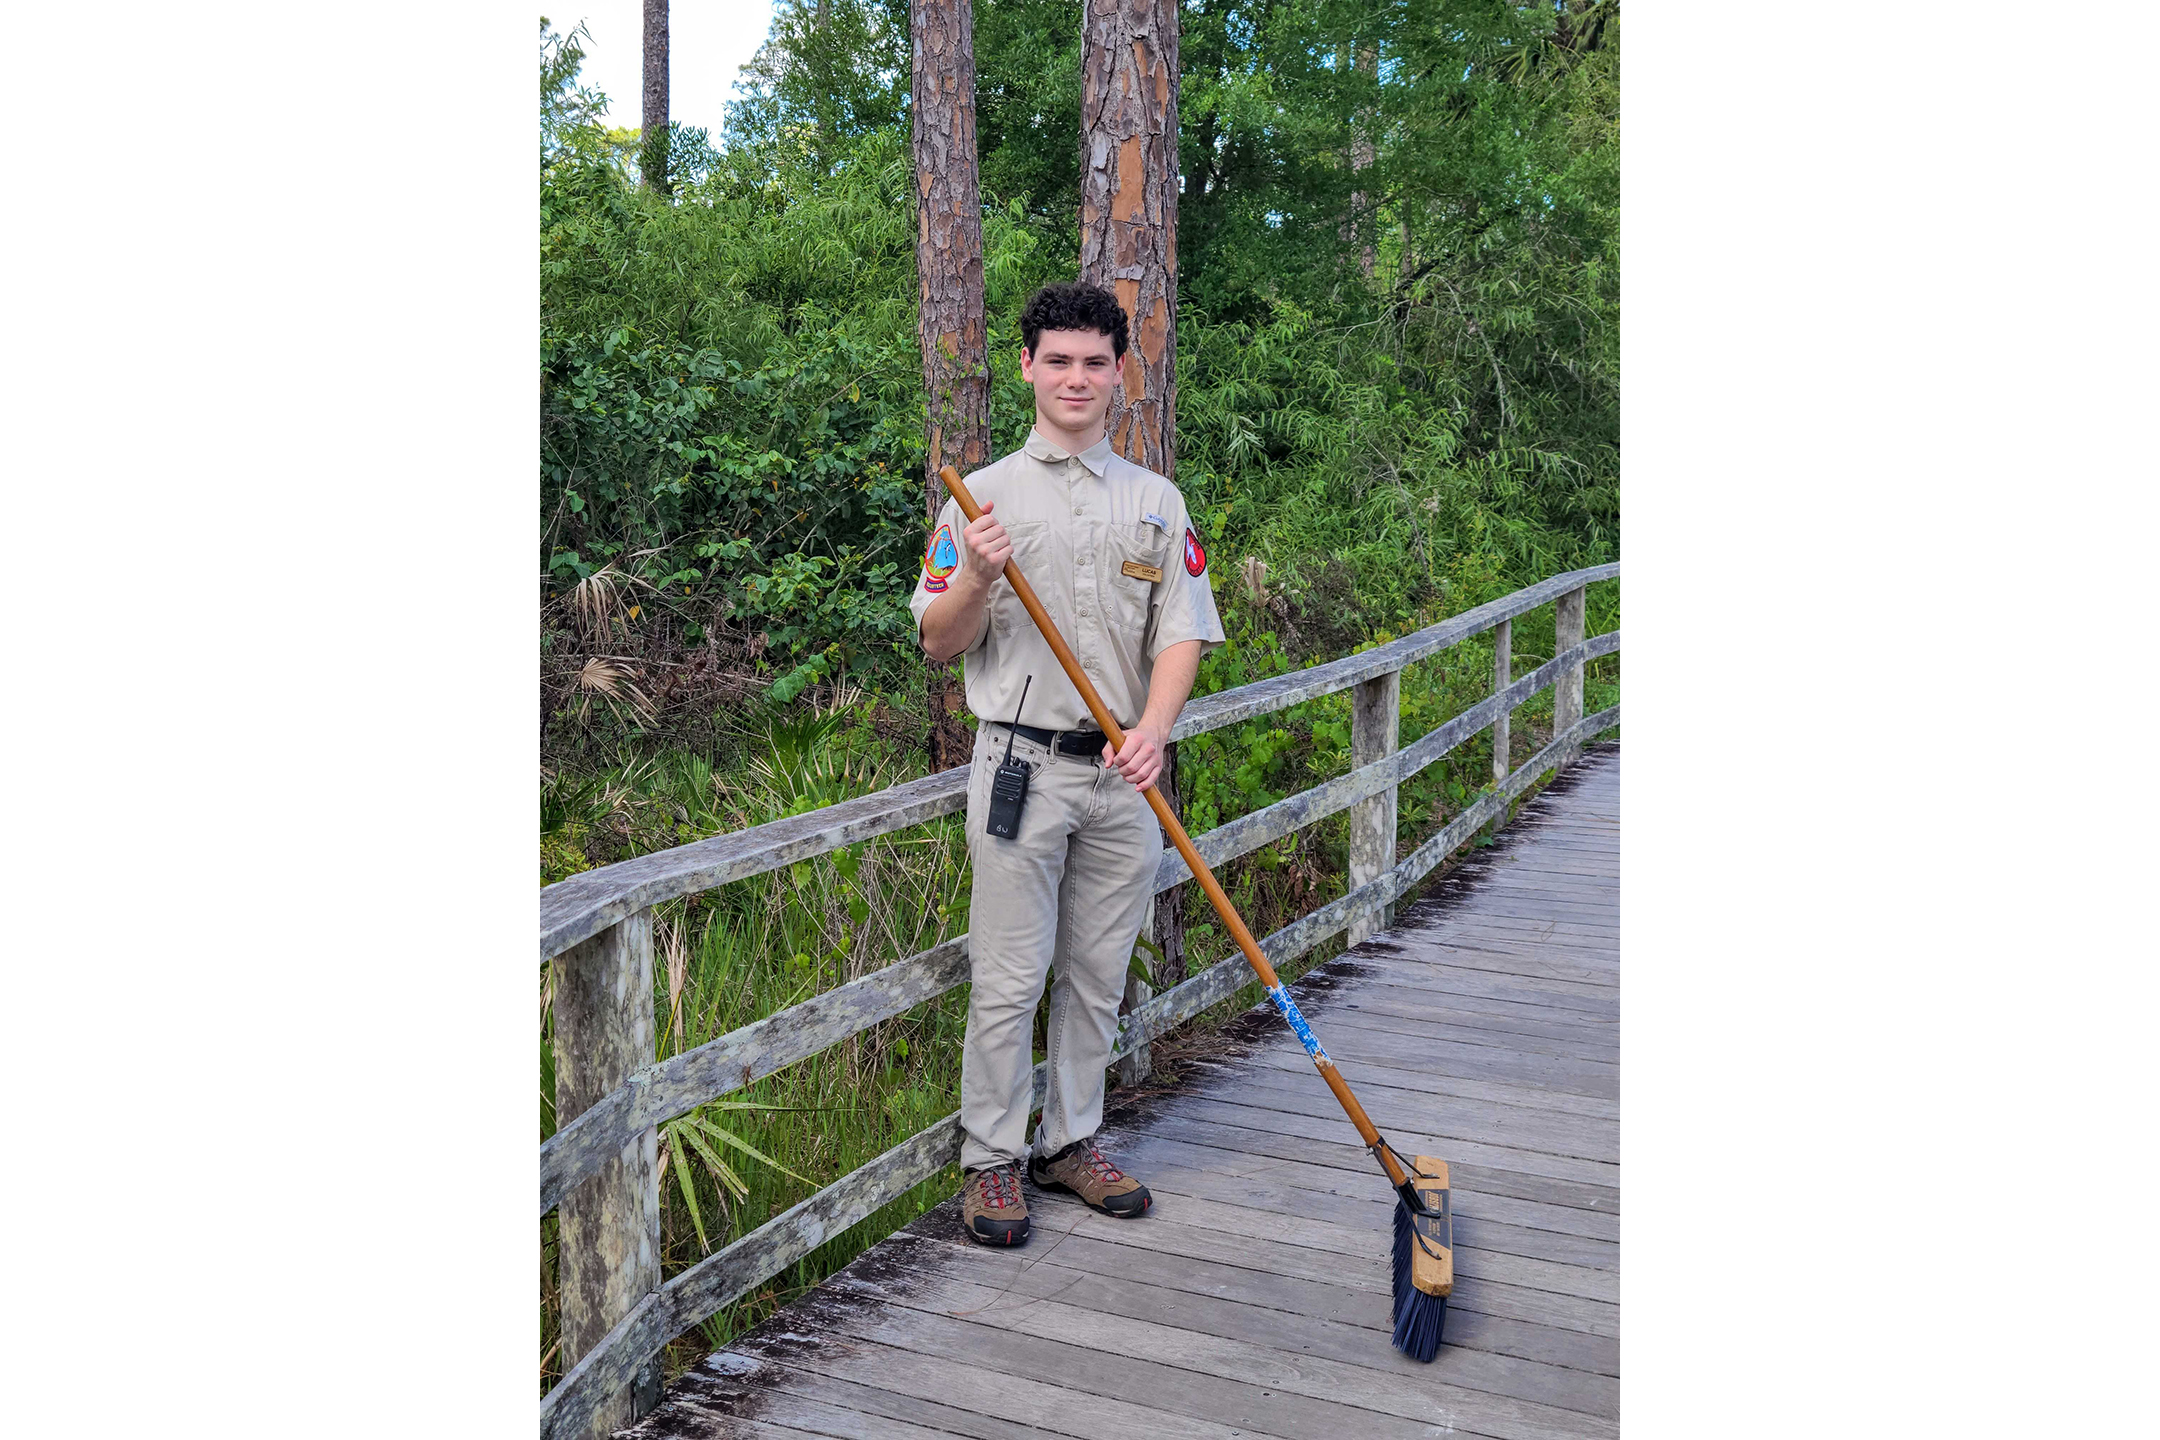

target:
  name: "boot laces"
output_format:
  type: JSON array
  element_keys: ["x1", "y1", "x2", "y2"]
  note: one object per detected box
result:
[
  {"x1": 975, "y1": 1165, "x2": 1021, "y2": 1210},
  {"x1": 1075, "y1": 1141, "x2": 1124, "y2": 1184}
]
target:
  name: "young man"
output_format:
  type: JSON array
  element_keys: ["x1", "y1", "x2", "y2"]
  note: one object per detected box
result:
[{"x1": 909, "y1": 282, "x2": 1226, "y2": 1245}]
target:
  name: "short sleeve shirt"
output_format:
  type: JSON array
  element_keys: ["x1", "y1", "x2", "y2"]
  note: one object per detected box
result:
[{"x1": 907, "y1": 430, "x2": 1227, "y2": 731}]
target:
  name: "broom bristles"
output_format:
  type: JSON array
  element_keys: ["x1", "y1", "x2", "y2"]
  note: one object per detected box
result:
[{"x1": 1390, "y1": 1198, "x2": 1448, "y2": 1361}]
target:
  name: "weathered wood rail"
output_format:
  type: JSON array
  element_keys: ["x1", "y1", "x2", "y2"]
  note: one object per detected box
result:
[{"x1": 540, "y1": 562, "x2": 1620, "y2": 1439}]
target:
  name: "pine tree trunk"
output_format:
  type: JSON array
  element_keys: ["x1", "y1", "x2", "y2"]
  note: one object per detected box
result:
[
  {"x1": 1080, "y1": 0, "x2": 1179, "y2": 482},
  {"x1": 912, "y1": 0, "x2": 990, "y2": 770},
  {"x1": 1081, "y1": 0, "x2": 1183, "y2": 987},
  {"x1": 641, "y1": 0, "x2": 670, "y2": 195},
  {"x1": 1352, "y1": 45, "x2": 1376, "y2": 280}
]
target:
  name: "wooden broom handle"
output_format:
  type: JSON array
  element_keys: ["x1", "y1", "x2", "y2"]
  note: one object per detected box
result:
[{"x1": 936, "y1": 466, "x2": 1411, "y2": 1189}]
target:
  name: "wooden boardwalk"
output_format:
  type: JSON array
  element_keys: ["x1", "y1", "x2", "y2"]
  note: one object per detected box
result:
[{"x1": 626, "y1": 745, "x2": 1619, "y2": 1440}]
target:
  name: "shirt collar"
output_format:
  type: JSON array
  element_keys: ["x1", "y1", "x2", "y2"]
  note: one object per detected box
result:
[{"x1": 1025, "y1": 428, "x2": 1113, "y2": 477}]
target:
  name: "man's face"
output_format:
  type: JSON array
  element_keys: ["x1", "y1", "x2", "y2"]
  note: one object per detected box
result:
[{"x1": 1021, "y1": 328, "x2": 1122, "y2": 437}]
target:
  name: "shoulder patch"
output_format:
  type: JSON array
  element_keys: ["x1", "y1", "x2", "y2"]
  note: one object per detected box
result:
[
  {"x1": 1183, "y1": 524, "x2": 1207, "y2": 578},
  {"x1": 922, "y1": 522, "x2": 959, "y2": 592}
]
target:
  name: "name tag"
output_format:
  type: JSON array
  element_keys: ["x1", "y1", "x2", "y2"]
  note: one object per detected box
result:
[{"x1": 1121, "y1": 560, "x2": 1164, "y2": 583}]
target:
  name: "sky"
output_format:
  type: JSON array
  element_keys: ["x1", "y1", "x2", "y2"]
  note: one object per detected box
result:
[{"x1": 554, "y1": 0, "x2": 781, "y2": 138}]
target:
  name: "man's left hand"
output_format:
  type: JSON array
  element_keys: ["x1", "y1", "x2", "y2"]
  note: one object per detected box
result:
[{"x1": 1104, "y1": 722, "x2": 1168, "y2": 791}]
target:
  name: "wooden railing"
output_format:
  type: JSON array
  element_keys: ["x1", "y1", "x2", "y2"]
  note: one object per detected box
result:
[{"x1": 538, "y1": 562, "x2": 1620, "y2": 1438}]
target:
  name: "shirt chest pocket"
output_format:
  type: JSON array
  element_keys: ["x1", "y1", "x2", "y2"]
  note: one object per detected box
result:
[
  {"x1": 988, "y1": 521, "x2": 1054, "y2": 637},
  {"x1": 1107, "y1": 523, "x2": 1171, "y2": 632}
]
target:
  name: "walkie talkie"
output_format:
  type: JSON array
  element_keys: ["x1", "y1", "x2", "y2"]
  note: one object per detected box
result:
[{"x1": 985, "y1": 675, "x2": 1035, "y2": 841}]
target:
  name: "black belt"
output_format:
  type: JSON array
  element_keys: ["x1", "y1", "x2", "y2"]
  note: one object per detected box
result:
[{"x1": 993, "y1": 722, "x2": 1111, "y2": 759}]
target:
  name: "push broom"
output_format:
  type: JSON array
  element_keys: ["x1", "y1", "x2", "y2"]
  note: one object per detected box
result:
[{"x1": 936, "y1": 465, "x2": 1455, "y2": 1359}]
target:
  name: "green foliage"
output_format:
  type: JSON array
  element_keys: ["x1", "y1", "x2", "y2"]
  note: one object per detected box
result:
[
  {"x1": 540, "y1": 323, "x2": 926, "y2": 683},
  {"x1": 724, "y1": 0, "x2": 912, "y2": 168}
]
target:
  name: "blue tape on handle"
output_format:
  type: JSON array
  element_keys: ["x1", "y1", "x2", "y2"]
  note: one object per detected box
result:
[{"x1": 1266, "y1": 984, "x2": 1330, "y2": 1063}]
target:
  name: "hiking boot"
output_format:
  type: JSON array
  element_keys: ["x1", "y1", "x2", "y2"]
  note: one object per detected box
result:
[
  {"x1": 961, "y1": 1163, "x2": 1030, "y2": 1246},
  {"x1": 1029, "y1": 1138, "x2": 1151, "y2": 1218}
]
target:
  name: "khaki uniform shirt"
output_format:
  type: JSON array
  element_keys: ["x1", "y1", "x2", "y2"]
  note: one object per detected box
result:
[{"x1": 909, "y1": 430, "x2": 1227, "y2": 731}]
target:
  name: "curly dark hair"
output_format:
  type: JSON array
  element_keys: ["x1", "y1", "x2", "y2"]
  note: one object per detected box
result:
[{"x1": 1020, "y1": 281, "x2": 1129, "y2": 360}]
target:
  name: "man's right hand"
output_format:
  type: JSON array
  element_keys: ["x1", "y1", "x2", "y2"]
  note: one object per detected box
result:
[{"x1": 957, "y1": 501, "x2": 1011, "y2": 594}]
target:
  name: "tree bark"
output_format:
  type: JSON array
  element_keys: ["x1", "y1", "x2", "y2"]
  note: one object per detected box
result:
[
  {"x1": 1082, "y1": 0, "x2": 1184, "y2": 976},
  {"x1": 1080, "y1": 0, "x2": 1179, "y2": 482},
  {"x1": 641, "y1": 0, "x2": 670, "y2": 195},
  {"x1": 912, "y1": 0, "x2": 990, "y2": 770},
  {"x1": 1351, "y1": 45, "x2": 1376, "y2": 279}
]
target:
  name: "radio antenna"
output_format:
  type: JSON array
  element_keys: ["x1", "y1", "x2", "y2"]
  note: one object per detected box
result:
[{"x1": 1003, "y1": 675, "x2": 1034, "y2": 764}]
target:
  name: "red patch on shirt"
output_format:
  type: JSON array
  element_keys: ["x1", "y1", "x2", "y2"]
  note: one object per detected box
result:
[{"x1": 1183, "y1": 525, "x2": 1207, "y2": 577}]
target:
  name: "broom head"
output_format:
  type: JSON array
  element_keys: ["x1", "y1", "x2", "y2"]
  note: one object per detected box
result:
[{"x1": 1390, "y1": 1156, "x2": 1452, "y2": 1362}]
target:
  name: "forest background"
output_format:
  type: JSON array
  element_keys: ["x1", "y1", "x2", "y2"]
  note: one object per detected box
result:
[{"x1": 538, "y1": 0, "x2": 1618, "y2": 1391}]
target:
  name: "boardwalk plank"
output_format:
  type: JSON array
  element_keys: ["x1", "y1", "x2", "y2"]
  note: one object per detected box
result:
[
  {"x1": 1328, "y1": 992, "x2": 1619, "y2": 1045},
  {"x1": 1206, "y1": 1049, "x2": 1620, "y2": 1121},
  {"x1": 1281, "y1": 1020, "x2": 1619, "y2": 1074},
  {"x1": 1348, "y1": 944, "x2": 1617, "y2": 987},
  {"x1": 1422, "y1": 884, "x2": 1617, "y2": 913},
  {"x1": 1245, "y1": 1031, "x2": 1618, "y2": 1100},
  {"x1": 1423, "y1": 920, "x2": 1619, "y2": 947},
  {"x1": 1240, "y1": 1051, "x2": 1622, "y2": 1136},
  {"x1": 1261, "y1": 981, "x2": 1617, "y2": 1034},
  {"x1": 1318, "y1": 1008, "x2": 1619, "y2": 1064},
  {"x1": 1357, "y1": 952, "x2": 1622, "y2": 1001},
  {"x1": 1170, "y1": 1084, "x2": 1616, "y2": 1164},
  {"x1": 1443, "y1": 896, "x2": 1617, "y2": 924},
  {"x1": 1475, "y1": 872, "x2": 1619, "y2": 893},
  {"x1": 1483, "y1": 844, "x2": 1618, "y2": 863},
  {"x1": 1166, "y1": 1088, "x2": 1616, "y2": 1169},
  {"x1": 1437, "y1": 911, "x2": 1617, "y2": 940},
  {"x1": 1322, "y1": 965, "x2": 1619, "y2": 1017}
]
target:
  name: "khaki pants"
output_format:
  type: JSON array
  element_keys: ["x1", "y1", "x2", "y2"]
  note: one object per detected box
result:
[{"x1": 959, "y1": 724, "x2": 1161, "y2": 1173}]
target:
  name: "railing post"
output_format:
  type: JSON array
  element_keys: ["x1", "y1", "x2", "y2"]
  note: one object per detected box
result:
[
  {"x1": 1555, "y1": 585, "x2": 1585, "y2": 768},
  {"x1": 551, "y1": 909, "x2": 662, "y2": 1436},
  {"x1": 1347, "y1": 667, "x2": 1400, "y2": 947},
  {"x1": 1151, "y1": 741, "x2": 1186, "y2": 989},
  {"x1": 1119, "y1": 742, "x2": 1180, "y2": 1087},
  {"x1": 1491, "y1": 617, "x2": 1512, "y2": 784}
]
